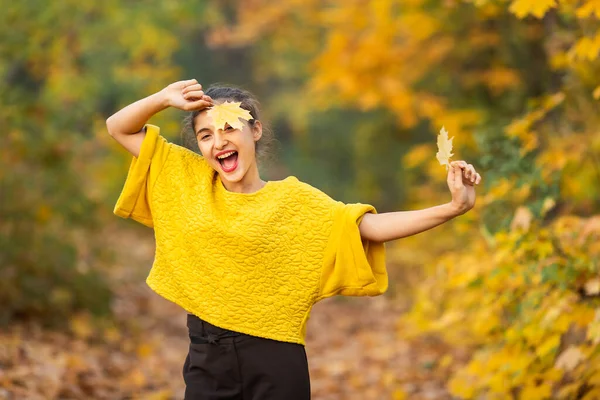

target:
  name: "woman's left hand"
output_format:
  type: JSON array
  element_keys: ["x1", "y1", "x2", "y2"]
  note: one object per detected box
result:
[{"x1": 447, "y1": 160, "x2": 481, "y2": 215}]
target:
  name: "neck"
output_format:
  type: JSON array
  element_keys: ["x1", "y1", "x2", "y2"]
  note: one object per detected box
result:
[{"x1": 221, "y1": 164, "x2": 266, "y2": 194}]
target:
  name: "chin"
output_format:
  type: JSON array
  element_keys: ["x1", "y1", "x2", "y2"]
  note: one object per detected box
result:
[{"x1": 219, "y1": 167, "x2": 245, "y2": 182}]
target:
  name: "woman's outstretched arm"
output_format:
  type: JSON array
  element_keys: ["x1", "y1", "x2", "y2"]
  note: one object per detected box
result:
[{"x1": 359, "y1": 160, "x2": 482, "y2": 242}]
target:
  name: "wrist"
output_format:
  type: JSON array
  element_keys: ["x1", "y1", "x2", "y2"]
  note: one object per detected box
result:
[
  {"x1": 153, "y1": 89, "x2": 171, "y2": 109},
  {"x1": 446, "y1": 202, "x2": 465, "y2": 218}
]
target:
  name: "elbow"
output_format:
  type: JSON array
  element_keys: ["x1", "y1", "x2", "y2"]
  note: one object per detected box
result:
[
  {"x1": 106, "y1": 117, "x2": 115, "y2": 136},
  {"x1": 106, "y1": 115, "x2": 124, "y2": 137},
  {"x1": 359, "y1": 214, "x2": 384, "y2": 243}
]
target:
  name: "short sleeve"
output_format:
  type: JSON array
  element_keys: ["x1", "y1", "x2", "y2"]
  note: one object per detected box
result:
[
  {"x1": 316, "y1": 203, "x2": 388, "y2": 300},
  {"x1": 113, "y1": 124, "x2": 171, "y2": 228}
]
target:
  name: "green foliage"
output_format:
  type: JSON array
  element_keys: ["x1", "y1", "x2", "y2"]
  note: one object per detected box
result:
[{"x1": 0, "y1": 1, "x2": 201, "y2": 326}]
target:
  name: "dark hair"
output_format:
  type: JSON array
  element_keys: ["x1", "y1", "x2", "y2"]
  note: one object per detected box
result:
[{"x1": 181, "y1": 83, "x2": 276, "y2": 167}]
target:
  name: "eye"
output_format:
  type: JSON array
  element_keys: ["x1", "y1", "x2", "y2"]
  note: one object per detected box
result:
[
  {"x1": 201, "y1": 135, "x2": 210, "y2": 140},
  {"x1": 225, "y1": 125, "x2": 234, "y2": 131}
]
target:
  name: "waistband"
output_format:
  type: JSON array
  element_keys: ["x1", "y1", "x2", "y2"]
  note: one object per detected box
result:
[{"x1": 186, "y1": 313, "x2": 243, "y2": 345}]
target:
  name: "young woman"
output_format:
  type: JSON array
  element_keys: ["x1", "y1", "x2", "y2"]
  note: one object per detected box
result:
[{"x1": 106, "y1": 79, "x2": 481, "y2": 400}]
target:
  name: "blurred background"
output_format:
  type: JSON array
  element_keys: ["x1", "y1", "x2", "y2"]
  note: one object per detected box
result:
[{"x1": 1, "y1": 0, "x2": 600, "y2": 399}]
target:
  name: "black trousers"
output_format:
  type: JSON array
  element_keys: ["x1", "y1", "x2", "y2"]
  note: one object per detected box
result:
[{"x1": 183, "y1": 314, "x2": 311, "y2": 400}]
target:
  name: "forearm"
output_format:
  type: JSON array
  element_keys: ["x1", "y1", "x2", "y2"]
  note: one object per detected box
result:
[
  {"x1": 359, "y1": 202, "x2": 462, "y2": 242},
  {"x1": 106, "y1": 90, "x2": 169, "y2": 136}
]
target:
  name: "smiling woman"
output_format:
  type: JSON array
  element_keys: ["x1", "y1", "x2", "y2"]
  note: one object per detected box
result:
[
  {"x1": 107, "y1": 79, "x2": 389, "y2": 400},
  {"x1": 106, "y1": 78, "x2": 479, "y2": 400}
]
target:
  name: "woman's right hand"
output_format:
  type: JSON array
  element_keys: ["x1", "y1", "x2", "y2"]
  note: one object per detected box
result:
[{"x1": 162, "y1": 79, "x2": 214, "y2": 111}]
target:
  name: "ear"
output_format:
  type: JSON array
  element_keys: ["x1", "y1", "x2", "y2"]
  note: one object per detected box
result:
[{"x1": 252, "y1": 120, "x2": 263, "y2": 142}]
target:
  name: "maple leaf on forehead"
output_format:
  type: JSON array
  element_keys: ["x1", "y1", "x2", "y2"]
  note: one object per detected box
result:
[
  {"x1": 206, "y1": 101, "x2": 253, "y2": 131},
  {"x1": 436, "y1": 126, "x2": 454, "y2": 171}
]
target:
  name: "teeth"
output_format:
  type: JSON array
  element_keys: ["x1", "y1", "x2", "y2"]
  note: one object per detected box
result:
[{"x1": 217, "y1": 151, "x2": 236, "y2": 160}]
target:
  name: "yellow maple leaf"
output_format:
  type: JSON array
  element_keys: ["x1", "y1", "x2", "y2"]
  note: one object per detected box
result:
[
  {"x1": 206, "y1": 101, "x2": 253, "y2": 131},
  {"x1": 436, "y1": 125, "x2": 454, "y2": 171}
]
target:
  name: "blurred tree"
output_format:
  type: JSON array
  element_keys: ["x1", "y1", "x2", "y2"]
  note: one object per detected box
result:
[{"x1": 0, "y1": 1, "x2": 207, "y2": 326}]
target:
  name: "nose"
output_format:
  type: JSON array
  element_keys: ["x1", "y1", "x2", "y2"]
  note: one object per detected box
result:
[{"x1": 214, "y1": 131, "x2": 228, "y2": 149}]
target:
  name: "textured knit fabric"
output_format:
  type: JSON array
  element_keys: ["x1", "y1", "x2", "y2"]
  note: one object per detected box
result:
[{"x1": 113, "y1": 124, "x2": 388, "y2": 345}]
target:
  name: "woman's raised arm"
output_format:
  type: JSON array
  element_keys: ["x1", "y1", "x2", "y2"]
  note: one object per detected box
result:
[{"x1": 106, "y1": 79, "x2": 213, "y2": 157}]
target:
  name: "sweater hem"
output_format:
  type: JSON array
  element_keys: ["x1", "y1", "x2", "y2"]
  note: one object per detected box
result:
[{"x1": 146, "y1": 277, "x2": 307, "y2": 346}]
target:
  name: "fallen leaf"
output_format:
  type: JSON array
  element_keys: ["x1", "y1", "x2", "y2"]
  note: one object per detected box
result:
[
  {"x1": 555, "y1": 346, "x2": 585, "y2": 371},
  {"x1": 510, "y1": 206, "x2": 533, "y2": 232},
  {"x1": 584, "y1": 278, "x2": 600, "y2": 296}
]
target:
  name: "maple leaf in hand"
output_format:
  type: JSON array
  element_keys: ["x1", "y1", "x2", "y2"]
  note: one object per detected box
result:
[
  {"x1": 436, "y1": 126, "x2": 454, "y2": 171},
  {"x1": 206, "y1": 101, "x2": 253, "y2": 131}
]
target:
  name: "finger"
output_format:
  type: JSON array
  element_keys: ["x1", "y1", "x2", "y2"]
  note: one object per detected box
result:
[
  {"x1": 453, "y1": 160, "x2": 468, "y2": 172},
  {"x1": 447, "y1": 164, "x2": 455, "y2": 182},
  {"x1": 466, "y1": 166, "x2": 475, "y2": 181},
  {"x1": 179, "y1": 79, "x2": 198, "y2": 90},
  {"x1": 183, "y1": 99, "x2": 214, "y2": 111},
  {"x1": 183, "y1": 90, "x2": 205, "y2": 100},
  {"x1": 182, "y1": 83, "x2": 203, "y2": 95},
  {"x1": 454, "y1": 164, "x2": 464, "y2": 188},
  {"x1": 449, "y1": 162, "x2": 461, "y2": 184}
]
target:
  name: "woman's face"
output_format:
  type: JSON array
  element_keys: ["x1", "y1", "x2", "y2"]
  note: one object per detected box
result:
[{"x1": 193, "y1": 107, "x2": 262, "y2": 183}]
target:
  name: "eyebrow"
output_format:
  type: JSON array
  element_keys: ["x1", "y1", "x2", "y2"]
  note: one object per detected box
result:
[
  {"x1": 196, "y1": 127, "x2": 211, "y2": 136},
  {"x1": 195, "y1": 123, "x2": 232, "y2": 136}
]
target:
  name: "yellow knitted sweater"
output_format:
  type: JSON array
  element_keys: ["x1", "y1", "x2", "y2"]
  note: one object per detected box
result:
[{"x1": 113, "y1": 124, "x2": 388, "y2": 345}]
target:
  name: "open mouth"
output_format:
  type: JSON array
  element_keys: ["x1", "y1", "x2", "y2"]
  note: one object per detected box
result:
[{"x1": 217, "y1": 151, "x2": 238, "y2": 172}]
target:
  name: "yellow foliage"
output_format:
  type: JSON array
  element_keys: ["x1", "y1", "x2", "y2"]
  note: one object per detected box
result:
[
  {"x1": 400, "y1": 212, "x2": 600, "y2": 397},
  {"x1": 583, "y1": 388, "x2": 600, "y2": 400},
  {"x1": 576, "y1": 0, "x2": 600, "y2": 19},
  {"x1": 520, "y1": 382, "x2": 552, "y2": 399},
  {"x1": 535, "y1": 334, "x2": 561, "y2": 358},
  {"x1": 509, "y1": 0, "x2": 557, "y2": 19},
  {"x1": 403, "y1": 143, "x2": 434, "y2": 168},
  {"x1": 505, "y1": 92, "x2": 565, "y2": 144},
  {"x1": 568, "y1": 30, "x2": 600, "y2": 61}
]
